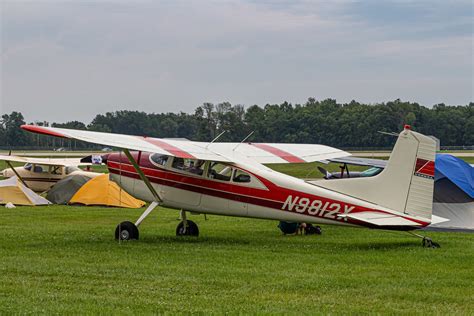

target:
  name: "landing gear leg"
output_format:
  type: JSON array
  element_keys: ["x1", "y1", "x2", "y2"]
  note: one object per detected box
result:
[
  {"x1": 176, "y1": 210, "x2": 199, "y2": 237},
  {"x1": 115, "y1": 201, "x2": 160, "y2": 241},
  {"x1": 408, "y1": 231, "x2": 440, "y2": 248}
]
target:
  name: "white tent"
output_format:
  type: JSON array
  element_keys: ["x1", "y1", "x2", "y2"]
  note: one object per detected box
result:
[{"x1": 0, "y1": 176, "x2": 51, "y2": 206}]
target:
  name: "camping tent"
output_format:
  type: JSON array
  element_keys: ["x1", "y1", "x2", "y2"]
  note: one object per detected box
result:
[
  {"x1": 47, "y1": 174, "x2": 92, "y2": 204},
  {"x1": 428, "y1": 154, "x2": 474, "y2": 231},
  {"x1": 69, "y1": 174, "x2": 145, "y2": 208},
  {"x1": 0, "y1": 176, "x2": 51, "y2": 206}
]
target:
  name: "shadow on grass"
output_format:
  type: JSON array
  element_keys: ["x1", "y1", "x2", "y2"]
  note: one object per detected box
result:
[
  {"x1": 336, "y1": 240, "x2": 420, "y2": 251},
  {"x1": 74, "y1": 233, "x2": 422, "y2": 252},
  {"x1": 140, "y1": 235, "x2": 253, "y2": 246}
]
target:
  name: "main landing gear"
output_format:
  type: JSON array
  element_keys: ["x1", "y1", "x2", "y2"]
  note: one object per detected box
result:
[
  {"x1": 115, "y1": 221, "x2": 139, "y2": 240},
  {"x1": 115, "y1": 204, "x2": 200, "y2": 241},
  {"x1": 115, "y1": 201, "x2": 159, "y2": 241},
  {"x1": 176, "y1": 210, "x2": 199, "y2": 237}
]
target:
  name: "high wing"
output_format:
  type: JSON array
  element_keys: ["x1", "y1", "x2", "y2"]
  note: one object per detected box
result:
[
  {"x1": 207, "y1": 143, "x2": 350, "y2": 164},
  {"x1": 0, "y1": 155, "x2": 91, "y2": 167},
  {"x1": 21, "y1": 125, "x2": 232, "y2": 162},
  {"x1": 322, "y1": 156, "x2": 387, "y2": 168},
  {"x1": 21, "y1": 125, "x2": 350, "y2": 164}
]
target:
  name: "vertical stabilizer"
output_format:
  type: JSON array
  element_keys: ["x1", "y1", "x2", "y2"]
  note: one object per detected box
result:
[{"x1": 314, "y1": 126, "x2": 436, "y2": 221}]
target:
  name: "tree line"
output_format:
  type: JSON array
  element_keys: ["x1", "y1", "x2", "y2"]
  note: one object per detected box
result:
[{"x1": 1, "y1": 98, "x2": 473, "y2": 149}]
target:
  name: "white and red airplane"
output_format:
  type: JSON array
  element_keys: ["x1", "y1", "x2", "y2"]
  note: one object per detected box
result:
[{"x1": 21, "y1": 124, "x2": 445, "y2": 247}]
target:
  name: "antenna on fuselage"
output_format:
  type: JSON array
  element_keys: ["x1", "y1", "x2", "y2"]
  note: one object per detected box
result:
[
  {"x1": 205, "y1": 130, "x2": 226, "y2": 149},
  {"x1": 233, "y1": 131, "x2": 254, "y2": 151}
]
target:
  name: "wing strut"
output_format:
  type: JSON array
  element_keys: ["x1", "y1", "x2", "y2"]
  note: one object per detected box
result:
[
  {"x1": 6, "y1": 161, "x2": 30, "y2": 189},
  {"x1": 122, "y1": 149, "x2": 162, "y2": 203}
]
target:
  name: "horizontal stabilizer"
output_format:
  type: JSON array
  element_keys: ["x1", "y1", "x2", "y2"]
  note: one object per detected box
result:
[
  {"x1": 337, "y1": 212, "x2": 423, "y2": 227},
  {"x1": 430, "y1": 215, "x2": 450, "y2": 225}
]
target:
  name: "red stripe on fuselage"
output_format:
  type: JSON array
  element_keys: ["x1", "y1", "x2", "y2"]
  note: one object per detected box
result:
[
  {"x1": 140, "y1": 137, "x2": 196, "y2": 159},
  {"x1": 251, "y1": 143, "x2": 306, "y2": 163}
]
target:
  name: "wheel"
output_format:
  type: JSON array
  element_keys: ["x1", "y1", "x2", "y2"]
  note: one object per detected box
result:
[
  {"x1": 176, "y1": 220, "x2": 199, "y2": 237},
  {"x1": 115, "y1": 221, "x2": 139, "y2": 240},
  {"x1": 422, "y1": 237, "x2": 439, "y2": 248}
]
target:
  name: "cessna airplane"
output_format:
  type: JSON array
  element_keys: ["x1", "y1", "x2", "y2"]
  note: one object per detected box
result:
[
  {"x1": 0, "y1": 155, "x2": 100, "y2": 192},
  {"x1": 21, "y1": 124, "x2": 445, "y2": 247}
]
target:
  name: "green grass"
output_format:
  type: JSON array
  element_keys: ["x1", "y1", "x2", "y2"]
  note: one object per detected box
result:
[
  {"x1": 0, "y1": 206, "x2": 472, "y2": 314},
  {"x1": 459, "y1": 157, "x2": 474, "y2": 164}
]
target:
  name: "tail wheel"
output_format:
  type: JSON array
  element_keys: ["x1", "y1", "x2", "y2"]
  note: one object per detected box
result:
[
  {"x1": 176, "y1": 220, "x2": 199, "y2": 237},
  {"x1": 115, "y1": 221, "x2": 139, "y2": 240}
]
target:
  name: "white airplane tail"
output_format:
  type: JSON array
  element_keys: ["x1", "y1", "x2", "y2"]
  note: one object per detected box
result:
[{"x1": 316, "y1": 126, "x2": 436, "y2": 222}]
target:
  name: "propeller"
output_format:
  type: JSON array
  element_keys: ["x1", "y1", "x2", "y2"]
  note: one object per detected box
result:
[{"x1": 317, "y1": 166, "x2": 332, "y2": 179}]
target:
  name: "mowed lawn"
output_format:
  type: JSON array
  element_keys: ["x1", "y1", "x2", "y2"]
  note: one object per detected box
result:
[{"x1": 1, "y1": 205, "x2": 473, "y2": 314}]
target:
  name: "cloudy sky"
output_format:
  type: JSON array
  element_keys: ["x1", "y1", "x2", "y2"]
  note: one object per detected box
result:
[{"x1": 1, "y1": 0, "x2": 472, "y2": 123}]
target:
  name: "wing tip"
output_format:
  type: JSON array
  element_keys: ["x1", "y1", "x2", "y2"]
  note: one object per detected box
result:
[{"x1": 21, "y1": 125, "x2": 68, "y2": 138}]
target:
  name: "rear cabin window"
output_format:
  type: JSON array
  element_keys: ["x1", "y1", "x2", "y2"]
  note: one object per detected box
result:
[
  {"x1": 150, "y1": 154, "x2": 169, "y2": 167},
  {"x1": 208, "y1": 162, "x2": 233, "y2": 181},
  {"x1": 233, "y1": 170, "x2": 251, "y2": 183},
  {"x1": 51, "y1": 166, "x2": 63, "y2": 175},
  {"x1": 172, "y1": 158, "x2": 205, "y2": 176}
]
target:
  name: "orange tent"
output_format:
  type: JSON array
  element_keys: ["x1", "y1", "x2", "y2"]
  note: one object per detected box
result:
[{"x1": 69, "y1": 174, "x2": 145, "y2": 208}]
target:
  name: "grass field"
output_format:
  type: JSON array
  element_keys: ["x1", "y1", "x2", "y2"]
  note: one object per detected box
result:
[{"x1": 1, "y1": 205, "x2": 473, "y2": 314}]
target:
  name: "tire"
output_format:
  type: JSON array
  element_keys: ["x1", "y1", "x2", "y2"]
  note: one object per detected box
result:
[
  {"x1": 176, "y1": 220, "x2": 199, "y2": 237},
  {"x1": 115, "y1": 221, "x2": 139, "y2": 240}
]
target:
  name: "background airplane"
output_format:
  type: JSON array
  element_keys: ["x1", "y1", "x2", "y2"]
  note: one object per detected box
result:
[{"x1": 0, "y1": 155, "x2": 100, "y2": 192}]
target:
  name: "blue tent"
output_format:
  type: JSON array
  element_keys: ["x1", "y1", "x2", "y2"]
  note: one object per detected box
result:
[
  {"x1": 435, "y1": 154, "x2": 474, "y2": 198},
  {"x1": 430, "y1": 154, "x2": 473, "y2": 231}
]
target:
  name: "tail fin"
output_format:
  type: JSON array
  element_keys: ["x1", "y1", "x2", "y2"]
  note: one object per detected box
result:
[{"x1": 316, "y1": 126, "x2": 436, "y2": 221}]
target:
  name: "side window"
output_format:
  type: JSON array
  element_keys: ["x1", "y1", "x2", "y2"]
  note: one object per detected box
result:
[
  {"x1": 172, "y1": 158, "x2": 205, "y2": 176},
  {"x1": 208, "y1": 162, "x2": 233, "y2": 181},
  {"x1": 33, "y1": 164, "x2": 49, "y2": 173},
  {"x1": 51, "y1": 166, "x2": 63, "y2": 175},
  {"x1": 150, "y1": 154, "x2": 169, "y2": 167},
  {"x1": 24, "y1": 163, "x2": 32, "y2": 171},
  {"x1": 233, "y1": 170, "x2": 251, "y2": 183}
]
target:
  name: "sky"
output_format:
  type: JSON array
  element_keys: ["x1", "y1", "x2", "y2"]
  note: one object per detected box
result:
[{"x1": 1, "y1": 0, "x2": 473, "y2": 124}]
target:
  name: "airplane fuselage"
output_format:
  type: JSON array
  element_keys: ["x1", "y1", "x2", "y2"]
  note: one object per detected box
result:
[{"x1": 107, "y1": 152, "x2": 429, "y2": 229}]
